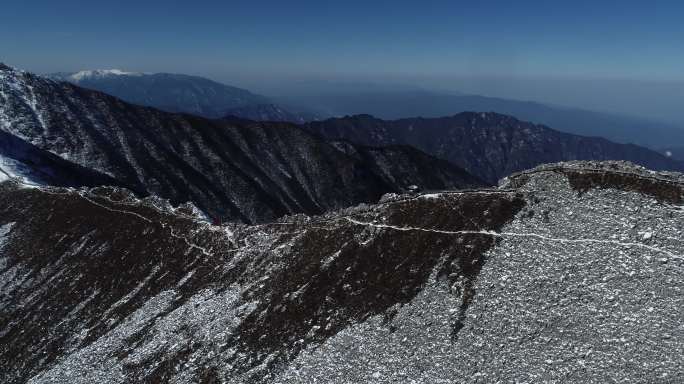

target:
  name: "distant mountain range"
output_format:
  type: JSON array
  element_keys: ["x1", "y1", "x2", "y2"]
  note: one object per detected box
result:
[
  {"x1": 304, "y1": 113, "x2": 683, "y2": 183},
  {"x1": 223, "y1": 103, "x2": 316, "y2": 124},
  {"x1": 3, "y1": 64, "x2": 482, "y2": 223},
  {"x1": 282, "y1": 88, "x2": 684, "y2": 149},
  {"x1": 47, "y1": 70, "x2": 315, "y2": 123},
  {"x1": 47, "y1": 70, "x2": 684, "y2": 149},
  {"x1": 4, "y1": 64, "x2": 682, "y2": 217}
]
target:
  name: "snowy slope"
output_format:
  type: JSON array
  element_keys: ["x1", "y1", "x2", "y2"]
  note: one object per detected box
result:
[
  {"x1": 1, "y1": 64, "x2": 483, "y2": 223},
  {"x1": 0, "y1": 161, "x2": 681, "y2": 383},
  {"x1": 66, "y1": 69, "x2": 143, "y2": 81},
  {"x1": 0, "y1": 128, "x2": 128, "y2": 188},
  {"x1": 0, "y1": 154, "x2": 35, "y2": 184}
]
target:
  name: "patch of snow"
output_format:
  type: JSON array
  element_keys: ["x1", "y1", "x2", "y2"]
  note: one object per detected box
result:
[
  {"x1": 0, "y1": 154, "x2": 43, "y2": 186},
  {"x1": 102, "y1": 265, "x2": 161, "y2": 319},
  {"x1": 70, "y1": 69, "x2": 142, "y2": 81},
  {"x1": 321, "y1": 250, "x2": 342, "y2": 269},
  {"x1": 29, "y1": 286, "x2": 256, "y2": 384},
  {"x1": 28, "y1": 290, "x2": 178, "y2": 384},
  {"x1": 0, "y1": 222, "x2": 15, "y2": 258}
]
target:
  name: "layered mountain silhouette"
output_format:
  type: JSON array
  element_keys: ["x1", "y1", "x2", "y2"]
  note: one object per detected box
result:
[
  {"x1": 223, "y1": 103, "x2": 317, "y2": 123},
  {"x1": 48, "y1": 70, "x2": 313, "y2": 122},
  {"x1": 282, "y1": 87, "x2": 684, "y2": 148},
  {"x1": 47, "y1": 69, "x2": 684, "y2": 149},
  {"x1": 304, "y1": 113, "x2": 683, "y2": 183},
  {"x1": 2, "y1": 64, "x2": 483, "y2": 223},
  {"x1": 5, "y1": 64, "x2": 683, "y2": 217}
]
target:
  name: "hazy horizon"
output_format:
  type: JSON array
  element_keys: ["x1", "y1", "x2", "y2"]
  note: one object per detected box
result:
[{"x1": 3, "y1": 0, "x2": 683, "y2": 125}]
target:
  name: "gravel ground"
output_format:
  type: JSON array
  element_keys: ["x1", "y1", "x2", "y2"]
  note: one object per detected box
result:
[
  {"x1": 273, "y1": 168, "x2": 683, "y2": 383},
  {"x1": 3, "y1": 162, "x2": 682, "y2": 383}
]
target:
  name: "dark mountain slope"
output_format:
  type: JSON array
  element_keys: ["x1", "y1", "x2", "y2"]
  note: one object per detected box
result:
[
  {"x1": 0, "y1": 129, "x2": 129, "y2": 188},
  {"x1": 223, "y1": 103, "x2": 317, "y2": 123},
  {"x1": 1, "y1": 65, "x2": 482, "y2": 223},
  {"x1": 1, "y1": 161, "x2": 681, "y2": 383},
  {"x1": 304, "y1": 113, "x2": 683, "y2": 183},
  {"x1": 327, "y1": 140, "x2": 485, "y2": 188}
]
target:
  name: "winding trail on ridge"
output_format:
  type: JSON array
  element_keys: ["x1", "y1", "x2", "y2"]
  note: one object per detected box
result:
[{"x1": 343, "y1": 217, "x2": 684, "y2": 261}]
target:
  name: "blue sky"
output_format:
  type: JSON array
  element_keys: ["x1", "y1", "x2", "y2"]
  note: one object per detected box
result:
[
  {"x1": 2, "y1": 1, "x2": 683, "y2": 122},
  {"x1": 2, "y1": 0, "x2": 682, "y2": 79}
]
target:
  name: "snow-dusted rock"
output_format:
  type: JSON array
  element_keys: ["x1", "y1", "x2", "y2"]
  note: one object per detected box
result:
[{"x1": 1, "y1": 161, "x2": 682, "y2": 383}]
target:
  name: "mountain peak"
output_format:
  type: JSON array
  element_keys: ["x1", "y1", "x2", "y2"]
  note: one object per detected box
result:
[
  {"x1": 45, "y1": 68, "x2": 283, "y2": 119},
  {"x1": 69, "y1": 69, "x2": 143, "y2": 81}
]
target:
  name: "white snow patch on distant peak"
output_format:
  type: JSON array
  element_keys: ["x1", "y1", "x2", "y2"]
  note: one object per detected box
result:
[{"x1": 70, "y1": 69, "x2": 142, "y2": 81}]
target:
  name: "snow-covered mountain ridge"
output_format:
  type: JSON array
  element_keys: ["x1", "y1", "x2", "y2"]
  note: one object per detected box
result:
[
  {"x1": 0, "y1": 63, "x2": 483, "y2": 223},
  {"x1": 66, "y1": 69, "x2": 144, "y2": 81},
  {"x1": 1, "y1": 161, "x2": 681, "y2": 383}
]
